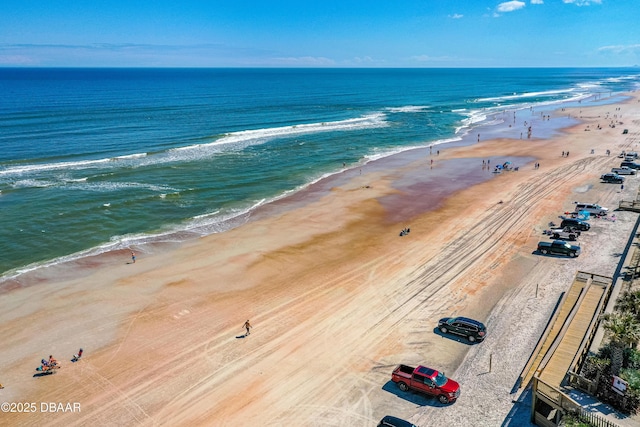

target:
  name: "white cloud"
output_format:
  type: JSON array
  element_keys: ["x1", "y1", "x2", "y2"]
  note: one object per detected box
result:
[
  {"x1": 598, "y1": 44, "x2": 640, "y2": 54},
  {"x1": 531, "y1": 0, "x2": 544, "y2": 4},
  {"x1": 0, "y1": 54, "x2": 36, "y2": 65},
  {"x1": 353, "y1": 56, "x2": 373, "y2": 63},
  {"x1": 410, "y1": 54, "x2": 458, "y2": 63},
  {"x1": 562, "y1": 0, "x2": 602, "y2": 5},
  {"x1": 497, "y1": 1, "x2": 526, "y2": 12},
  {"x1": 273, "y1": 56, "x2": 335, "y2": 66},
  {"x1": 449, "y1": 13, "x2": 464, "y2": 19}
]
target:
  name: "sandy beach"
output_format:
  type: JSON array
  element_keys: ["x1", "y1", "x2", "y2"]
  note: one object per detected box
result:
[{"x1": 2, "y1": 93, "x2": 640, "y2": 426}]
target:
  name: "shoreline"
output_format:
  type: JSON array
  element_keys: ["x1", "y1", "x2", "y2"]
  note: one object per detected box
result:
[
  {"x1": 1, "y1": 91, "x2": 627, "y2": 290},
  {"x1": 1, "y1": 92, "x2": 640, "y2": 425}
]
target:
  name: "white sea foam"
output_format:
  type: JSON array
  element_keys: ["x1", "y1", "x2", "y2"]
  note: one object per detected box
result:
[
  {"x1": 12, "y1": 179, "x2": 56, "y2": 189},
  {"x1": 174, "y1": 113, "x2": 388, "y2": 152},
  {"x1": 113, "y1": 153, "x2": 148, "y2": 160},
  {"x1": 0, "y1": 114, "x2": 388, "y2": 178},
  {"x1": 386, "y1": 106, "x2": 429, "y2": 113},
  {"x1": 0, "y1": 157, "x2": 114, "y2": 176},
  {"x1": 10, "y1": 178, "x2": 179, "y2": 193},
  {"x1": 475, "y1": 88, "x2": 576, "y2": 103}
]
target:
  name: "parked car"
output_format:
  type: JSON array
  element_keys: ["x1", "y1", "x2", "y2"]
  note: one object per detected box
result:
[
  {"x1": 391, "y1": 364, "x2": 460, "y2": 404},
  {"x1": 378, "y1": 415, "x2": 417, "y2": 427},
  {"x1": 575, "y1": 202, "x2": 608, "y2": 216},
  {"x1": 601, "y1": 173, "x2": 625, "y2": 184},
  {"x1": 620, "y1": 161, "x2": 640, "y2": 170},
  {"x1": 611, "y1": 166, "x2": 636, "y2": 175},
  {"x1": 537, "y1": 240, "x2": 581, "y2": 257},
  {"x1": 549, "y1": 227, "x2": 580, "y2": 241},
  {"x1": 560, "y1": 218, "x2": 590, "y2": 231},
  {"x1": 437, "y1": 316, "x2": 486, "y2": 342}
]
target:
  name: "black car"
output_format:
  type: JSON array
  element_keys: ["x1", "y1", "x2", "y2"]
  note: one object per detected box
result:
[
  {"x1": 560, "y1": 218, "x2": 590, "y2": 231},
  {"x1": 600, "y1": 173, "x2": 625, "y2": 184},
  {"x1": 620, "y1": 161, "x2": 640, "y2": 170},
  {"x1": 437, "y1": 316, "x2": 486, "y2": 342},
  {"x1": 378, "y1": 415, "x2": 417, "y2": 427}
]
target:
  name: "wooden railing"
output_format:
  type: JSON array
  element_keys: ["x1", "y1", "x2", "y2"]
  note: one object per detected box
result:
[
  {"x1": 535, "y1": 378, "x2": 622, "y2": 427},
  {"x1": 619, "y1": 200, "x2": 640, "y2": 212}
]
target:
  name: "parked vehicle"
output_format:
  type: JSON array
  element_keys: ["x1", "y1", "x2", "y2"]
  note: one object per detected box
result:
[
  {"x1": 601, "y1": 173, "x2": 625, "y2": 184},
  {"x1": 437, "y1": 316, "x2": 486, "y2": 342},
  {"x1": 575, "y1": 202, "x2": 608, "y2": 216},
  {"x1": 537, "y1": 240, "x2": 581, "y2": 257},
  {"x1": 391, "y1": 364, "x2": 460, "y2": 404},
  {"x1": 611, "y1": 166, "x2": 636, "y2": 175},
  {"x1": 620, "y1": 161, "x2": 640, "y2": 170},
  {"x1": 378, "y1": 415, "x2": 417, "y2": 427},
  {"x1": 560, "y1": 218, "x2": 590, "y2": 231},
  {"x1": 549, "y1": 227, "x2": 580, "y2": 241}
]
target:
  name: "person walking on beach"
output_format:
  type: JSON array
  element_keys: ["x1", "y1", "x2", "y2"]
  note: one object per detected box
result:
[
  {"x1": 243, "y1": 320, "x2": 252, "y2": 336},
  {"x1": 131, "y1": 251, "x2": 136, "y2": 264}
]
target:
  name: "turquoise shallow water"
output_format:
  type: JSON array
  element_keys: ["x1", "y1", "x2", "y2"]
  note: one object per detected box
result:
[{"x1": 1, "y1": 68, "x2": 639, "y2": 279}]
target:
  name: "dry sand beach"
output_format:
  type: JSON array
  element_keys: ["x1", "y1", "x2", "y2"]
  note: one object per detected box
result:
[{"x1": 2, "y1": 94, "x2": 640, "y2": 426}]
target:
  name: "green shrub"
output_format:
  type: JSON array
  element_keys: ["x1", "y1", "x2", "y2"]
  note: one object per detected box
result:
[
  {"x1": 620, "y1": 368, "x2": 640, "y2": 390},
  {"x1": 559, "y1": 412, "x2": 595, "y2": 427},
  {"x1": 626, "y1": 347, "x2": 640, "y2": 369}
]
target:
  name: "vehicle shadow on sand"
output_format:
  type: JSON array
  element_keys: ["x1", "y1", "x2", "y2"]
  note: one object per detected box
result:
[
  {"x1": 532, "y1": 250, "x2": 578, "y2": 259},
  {"x1": 431, "y1": 327, "x2": 480, "y2": 345},
  {"x1": 381, "y1": 381, "x2": 451, "y2": 407}
]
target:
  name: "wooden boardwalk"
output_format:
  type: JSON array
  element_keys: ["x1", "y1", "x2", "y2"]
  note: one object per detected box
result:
[
  {"x1": 520, "y1": 272, "x2": 611, "y2": 389},
  {"x1": 538, "y1": 281, "x2": 606, "y2": 387},
  {"x1": 619, "y1": 200, "x2": 640, "y2": 213}
]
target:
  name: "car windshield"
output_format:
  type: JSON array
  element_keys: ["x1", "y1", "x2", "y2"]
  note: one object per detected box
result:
[{"x1": 434, "y1": 372, "x2": 448, "y2": 387}]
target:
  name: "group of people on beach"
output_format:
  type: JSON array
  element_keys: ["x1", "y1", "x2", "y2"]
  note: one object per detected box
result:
[
  {"x1": 37, "y1": 354, "x2": 59, "y2": 372},
  {"x1": 35, "y1": 348, "x2": 83, "y2": 374}
]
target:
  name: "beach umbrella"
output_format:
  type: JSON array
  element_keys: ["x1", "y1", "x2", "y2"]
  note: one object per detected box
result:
[{"x1": 578, "y1": 210, "x2": 590, "y2": 220}]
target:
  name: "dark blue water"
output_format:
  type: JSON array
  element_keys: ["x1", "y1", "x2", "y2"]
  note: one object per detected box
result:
[{"x1": 1, "y1": 68, "x2": 639, "y2": 279}]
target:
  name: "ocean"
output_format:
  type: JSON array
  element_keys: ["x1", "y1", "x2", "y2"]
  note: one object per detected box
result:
[{"x1": 1, "y1": 67, "x2": 639, "y2": 281}]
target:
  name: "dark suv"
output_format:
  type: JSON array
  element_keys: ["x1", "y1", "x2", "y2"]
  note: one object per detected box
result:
[
  {"x1": 601, "y1": 173, "x2": 624, "y2": 184},
  {"x1": 378, "y1": 416, "x2": 417, "y2": 427},
  {"x1": 560, "y1": 218, "x2": 590, "y2": 231},
  {"x1": 437, "y1": 316, "x2": 486, "y2": 342},
  {"x1": 620, "y1": 161, "x2": 640, "y2": 170}
]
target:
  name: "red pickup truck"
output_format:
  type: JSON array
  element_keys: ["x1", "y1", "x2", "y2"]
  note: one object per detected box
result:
[{"x1": 391, "y1": 364, "x2": 460, "y2": 404}]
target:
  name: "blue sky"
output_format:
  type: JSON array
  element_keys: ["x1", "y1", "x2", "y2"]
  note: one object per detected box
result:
[{"x1": 1, "y1": 0, "x2": 638, "y2": 67}]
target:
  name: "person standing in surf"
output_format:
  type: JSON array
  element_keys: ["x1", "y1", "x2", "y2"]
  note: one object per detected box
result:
[{"x1": 131, "y1": 251, "x2": 136, "y2": 264}]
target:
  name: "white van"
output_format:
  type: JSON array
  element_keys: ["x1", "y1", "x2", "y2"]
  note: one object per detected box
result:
[{"x1": 575, "y1": 202, "x2": 608, "y2": 216}]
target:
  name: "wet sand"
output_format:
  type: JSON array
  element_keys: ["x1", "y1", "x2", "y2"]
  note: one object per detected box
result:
[{"x1": 1, "y1": 92, "x2": 639, "y2": 426}]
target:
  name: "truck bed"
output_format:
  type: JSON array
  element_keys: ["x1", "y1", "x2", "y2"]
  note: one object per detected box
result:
[{"x1": 392, "y1": 364, "x2": 415, "y2": 379}]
